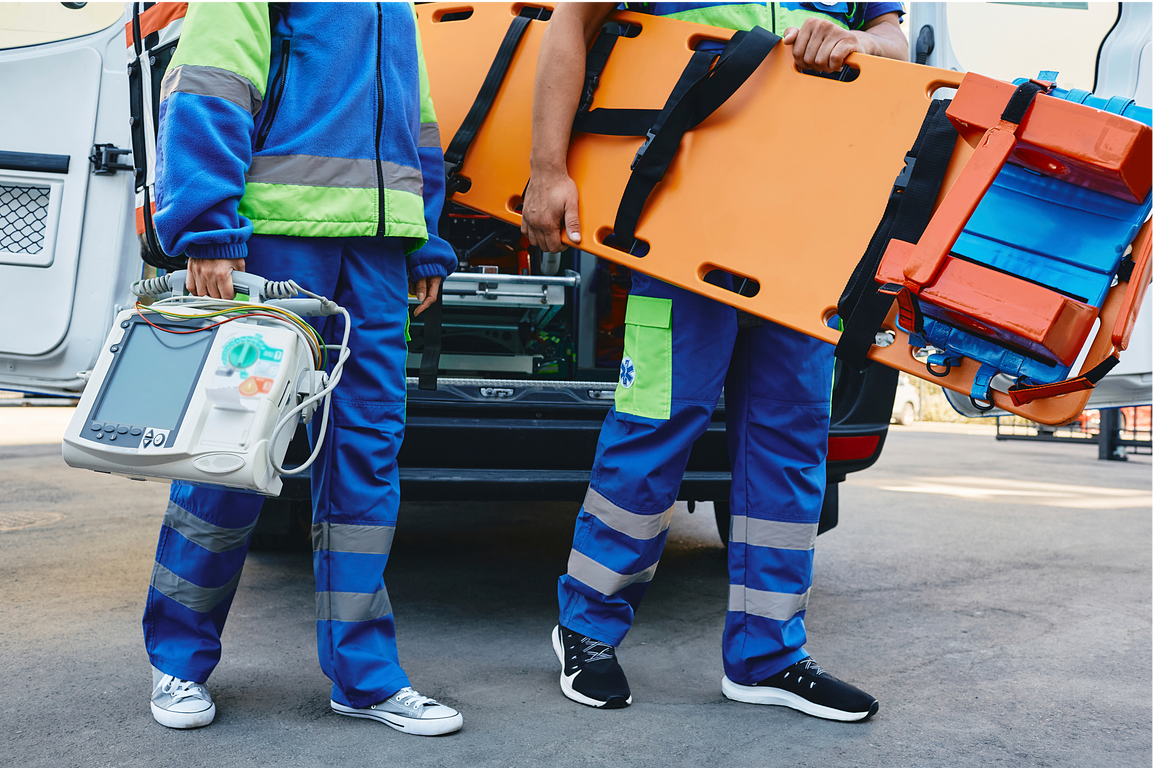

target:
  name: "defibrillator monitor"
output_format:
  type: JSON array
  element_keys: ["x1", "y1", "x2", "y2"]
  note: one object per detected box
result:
[{"x1": 63, "y1": 272, "x2": 349, "y2": 496}]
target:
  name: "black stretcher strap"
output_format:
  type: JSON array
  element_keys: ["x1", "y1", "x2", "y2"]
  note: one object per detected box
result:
[
  {"x1": 443, "y1": 8, "x2": 549, "y2": 195},
  {"x1": 574, "y1": 26, "x2": 780, "y2": 249},
  {"x1": 417, "y1": 291, "x2": 445, "y2": 391},
  {"x1": 833, "y1": 99, "x2": 959, "y2": 371}
]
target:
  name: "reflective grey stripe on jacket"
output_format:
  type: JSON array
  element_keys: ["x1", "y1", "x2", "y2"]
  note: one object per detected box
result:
[
  {"x1": 312, "y1": 521, "x2": 395, "y2": 556},
  {"x1": 150, "y1": 562, "x2": 243, "y2": 614},
  {"x1": 419, "y1": 121, "x2": 441, "y2": 149},
  {"x1": 162, "y1": 500, "x2": 257, "y2": 553},
  {"x1": 729, "y1": 517, "x2": 818, "y2": 551},
  {"x1": 246, "y1": 155, "x2": 422, "y2": 194},
  {"x1": 316, "y1": 589, "x2": 393, "y2": 623},
  {"x1": 160, "y1": 64, "x2": 262, "y2": 115},
  {"x1": 728, "y1": 584, "x2": 810, "y2": 622},
  {"x1": 567, "y1": 550, "x2": 659, "y2": 597},
  {"x1": 583, "y1": 487, "x2": 675, "y2": 541}
]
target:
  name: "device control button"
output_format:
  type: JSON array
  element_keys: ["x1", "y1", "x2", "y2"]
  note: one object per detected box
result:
[
  {"x1": 130, "y1": 427, "x2": 142, "y2": 436},
  {"x1": 94, "y1": 432, "x2": 104, "y2": 440},
  {"x1": 192, "y1": 454, "x2": 246, "y2": 475},
  {"x1": 108, "y1": 433, "x2": 117, "y2": 442},
  {"x1": 228, "y1": 341, "x2": 260, "y2": 369},
  {"x1": 89, "y1": 424, "x2": 101, "y2": 432},
  {"x1": 152, "y1": 433, "x2": 166, "y2": 447},
  {"x1": 239, "y1": 377, "x2": 260, "y2": 397},
  {"x1": 117, "y1": 426, "x2": 129, "y2": 435}
]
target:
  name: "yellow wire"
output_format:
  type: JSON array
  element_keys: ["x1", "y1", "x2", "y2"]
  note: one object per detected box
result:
[{"x1": 138, "y1": 302, "x2": 327, "y2": 369}]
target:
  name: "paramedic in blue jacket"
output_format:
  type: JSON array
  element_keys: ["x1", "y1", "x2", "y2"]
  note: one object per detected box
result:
[
  {"x1": 143, "y1": 3, "x2": 462, "y2": 735},
  {"x1": 523, "y1": 2, "x2": 907, "y2": 720}
]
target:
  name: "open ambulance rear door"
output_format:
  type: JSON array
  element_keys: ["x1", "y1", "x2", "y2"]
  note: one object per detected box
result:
[
  {"x1": 0, "y1": 4, "x2": 140, "y2": 397},
  {"x1": 909, "y1": 2, "x2": 1152, "y2": 413}
]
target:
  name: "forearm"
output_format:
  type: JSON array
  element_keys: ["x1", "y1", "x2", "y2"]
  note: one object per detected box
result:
[
  {"x1": 529, "y1": 3, "x2": 611, "y2": 178},
  {"x1": 856, "y1": 14, "x2": 907, "y2": 62}
]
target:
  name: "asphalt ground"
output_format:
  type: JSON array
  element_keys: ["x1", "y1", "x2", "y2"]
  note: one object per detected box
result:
[{"x1": 0, "y1": 411, "x2": 1149, "y2": 767}]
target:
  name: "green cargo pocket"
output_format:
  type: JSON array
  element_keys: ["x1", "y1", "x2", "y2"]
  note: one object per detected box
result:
[{"x1": 615, "y1": 295, "x2": 673, "y2": 420}]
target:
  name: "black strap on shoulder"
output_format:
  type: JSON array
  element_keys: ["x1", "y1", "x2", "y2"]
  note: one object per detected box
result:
[
  {"x1": 833, "y1": 99, "x2": 959, "y2": 371},
  {"x1": 574, "y1": 26, "x2": 780, "y2": 250},
  {"x1": 417, "y1": 291, "x2": 445, "y2": 391},
  {"x1": 443, "y1": 7, "x2": 550, "y2": 195}
]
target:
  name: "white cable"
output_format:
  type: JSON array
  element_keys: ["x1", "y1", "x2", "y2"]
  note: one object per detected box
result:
[
  {"x1": 271, "y1": 307, "x2": 352, "y2": 476},
  {"x1": 131, "y1": 273, "x2": 174, "y2": 298}
]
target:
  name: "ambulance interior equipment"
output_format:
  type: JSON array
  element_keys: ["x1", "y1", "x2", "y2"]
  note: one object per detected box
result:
[
  {"x1": 61, "y1": 271, "x2": 350, "y2": 496},
  {"x1": 408, "y1": 206, "x2": 582, "y2": 379}
]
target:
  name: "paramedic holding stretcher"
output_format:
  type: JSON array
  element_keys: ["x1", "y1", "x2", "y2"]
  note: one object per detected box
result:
[
  {"x1": 143, "y1": 3, "x2": 462, "y2": 735},
  {"x1": 523, "y1": 2, "x2": 907, "y2": 720}
]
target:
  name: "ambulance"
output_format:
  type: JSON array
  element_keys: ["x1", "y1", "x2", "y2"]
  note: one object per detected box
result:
[{"x1": 0, "y1": 2, "x2": 1148, "y2": 547}]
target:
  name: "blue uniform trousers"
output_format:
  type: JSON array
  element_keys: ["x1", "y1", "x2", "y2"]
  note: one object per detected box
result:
[
  {"x1": 558, "y1": 272, "x2": 834, "y2": 685},
  {"x1": 143, "y1": 235, "x2": 413, "y2": 708}
]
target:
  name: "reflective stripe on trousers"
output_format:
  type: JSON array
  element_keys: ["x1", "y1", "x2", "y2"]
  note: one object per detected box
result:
[
  {"x1": 557, "y1": 272, "x2": 833, "y2": 685},
  {"x1": 143, "y1": 235, "x2": 412, "y2": 707}
]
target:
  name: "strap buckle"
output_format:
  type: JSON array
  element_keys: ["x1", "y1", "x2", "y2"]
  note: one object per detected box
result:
[
  {"x1": 631, "y1": 129, "x2": 657, "y2": 170},
  {"x1": 891, "y1": 154, "x2": 917, "y2": 194},
  {"x1": 444, "y1": 160, "x2": 471, "y2": 195}
]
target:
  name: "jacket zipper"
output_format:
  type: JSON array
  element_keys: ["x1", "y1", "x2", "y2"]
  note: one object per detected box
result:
[
  {"x1": 373, "y1": 2, "x2": 387, "y2": 237},
  {"x1": 255, "y1": 38, "x2": 290, "y2": 151}
]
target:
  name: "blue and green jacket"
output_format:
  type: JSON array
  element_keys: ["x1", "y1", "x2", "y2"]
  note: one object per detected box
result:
[
  {"x1": 154, "y1": 2, "x2": 456, "y2": 282},
  {"x1": 622, "y1": 2, "x2": 905, "y2": 33}
]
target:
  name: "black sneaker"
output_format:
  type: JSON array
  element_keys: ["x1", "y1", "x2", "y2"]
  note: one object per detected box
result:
[
  {"x1": 722, "y1": 657, "x2": 878, "y2": 722},
  {"x1": 551, "y1": 625, "x2": 632, "y2": 709}
]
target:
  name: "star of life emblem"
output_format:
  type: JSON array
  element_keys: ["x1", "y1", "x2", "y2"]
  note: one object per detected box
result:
[{"x1": 619, "y1": 356, "x2": 636, "y2": 388}]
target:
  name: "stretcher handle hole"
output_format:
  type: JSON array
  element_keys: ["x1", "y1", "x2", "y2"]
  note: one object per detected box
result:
[
  {"x1": 507, "y1": 195, "x2": 523, "y2": 214},
  {"x1": 688, "y1": 33, "x2": 731, "y2": 52},
  {"x1": 597, "y1": 228, "x2": 651, "y2": 258},
  {"x1": 512, "y1": 4, "x2": 552, "y2": 21},
  {"x1": 798, "y1": 65, "x2": 860, "y2": 83},
  {"x1": 699, "y1": 266, "x2": 761, "y2": 298},
  {"x1": 432, "y1": 7, "x2": 473, "y2": 23},
  {"x1": 609, "y1": 21, "x2": 642, "y2": 39}
]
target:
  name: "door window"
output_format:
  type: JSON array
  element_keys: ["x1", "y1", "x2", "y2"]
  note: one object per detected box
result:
[
  {"x1": 945, "y1": 2, "x2": 1121, "y2": 90},
  {"x1": 0, "y1": 2, "x2": 123, "y2": 51}
]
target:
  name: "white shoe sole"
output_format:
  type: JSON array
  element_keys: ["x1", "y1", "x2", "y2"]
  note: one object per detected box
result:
[
  {"x1": 150, "y1": 701, "x2": 216, "y2": 729},
  {"x1": 721, "y1": 676, "x2": 877, "y2": 722},
  {"x1": 330, "y1": 701, "x2": 463, "y2": 736},
  {"x1": 551, "y1": 626, "x2": 632, "y2": 709}
]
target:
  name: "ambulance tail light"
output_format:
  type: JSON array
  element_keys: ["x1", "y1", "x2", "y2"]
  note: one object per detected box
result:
[{"x1": 827, "y1": 435, "x2": 880, "y2": 463}]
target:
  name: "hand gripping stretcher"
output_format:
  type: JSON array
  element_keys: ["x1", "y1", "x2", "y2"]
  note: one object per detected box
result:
[{"x1": 417, "y1": 3, "x2": 1151, "y2": 425}]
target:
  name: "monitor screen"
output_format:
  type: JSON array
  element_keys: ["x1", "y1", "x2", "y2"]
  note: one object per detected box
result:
[{"x1": 93, "y1": 322, "x2": 215, "y2": 431}]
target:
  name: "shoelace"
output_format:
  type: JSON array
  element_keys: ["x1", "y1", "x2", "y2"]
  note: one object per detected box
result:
[
  {"x1": 161, "y1": 677, "x2": 206, "y2": 702},
  {"x1": 580, "y1": 636, "x2": 615, "y2": 664},
  {"x1": 798, "y1": 658, "x2": 826, "y2": 677},
  {"x1": 392, "y1": 687, "x2": 435, "y2": 709}
]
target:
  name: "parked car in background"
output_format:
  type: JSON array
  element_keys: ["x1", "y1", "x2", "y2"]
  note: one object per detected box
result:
[{"x1": 891, "y1": 373, "x2": 920, "y2": 426}]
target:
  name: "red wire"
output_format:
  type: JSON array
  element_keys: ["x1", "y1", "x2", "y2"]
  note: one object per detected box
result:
[{"x1": 135, "y1": 303, "x2": 323, "y2": 367}]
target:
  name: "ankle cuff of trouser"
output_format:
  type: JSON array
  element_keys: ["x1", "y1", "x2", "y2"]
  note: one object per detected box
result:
[{"x1": 330, "y1": 672, "x2": 412, "y2": 709}]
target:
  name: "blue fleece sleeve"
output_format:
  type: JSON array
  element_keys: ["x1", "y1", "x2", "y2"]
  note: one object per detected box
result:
[
  {"x1": 152, "y1": 2, "x2": 270, "y2": 260},
  {"x1": 154, "y1": 93, "x2": 254, "y2": 261},
  {"x1": 407, "y1": 143, "x2": 458, "y2": 283}
]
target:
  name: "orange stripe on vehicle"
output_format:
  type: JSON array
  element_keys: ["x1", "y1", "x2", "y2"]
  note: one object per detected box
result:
[
  {"x1": 135, "y1": 201, "x2": 156, "y2": 236},
  {"x1": 125, "y1": 2, "x2": 188, "y2": 49}
]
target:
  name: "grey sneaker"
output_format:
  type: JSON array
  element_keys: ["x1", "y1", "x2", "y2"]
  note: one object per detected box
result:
[
  {"x1": 331, "y1": 687, "x2": 463, "y2": 736},
  {"x1": 150, "y1": 667, "x2": 216, "y2": 729}
]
